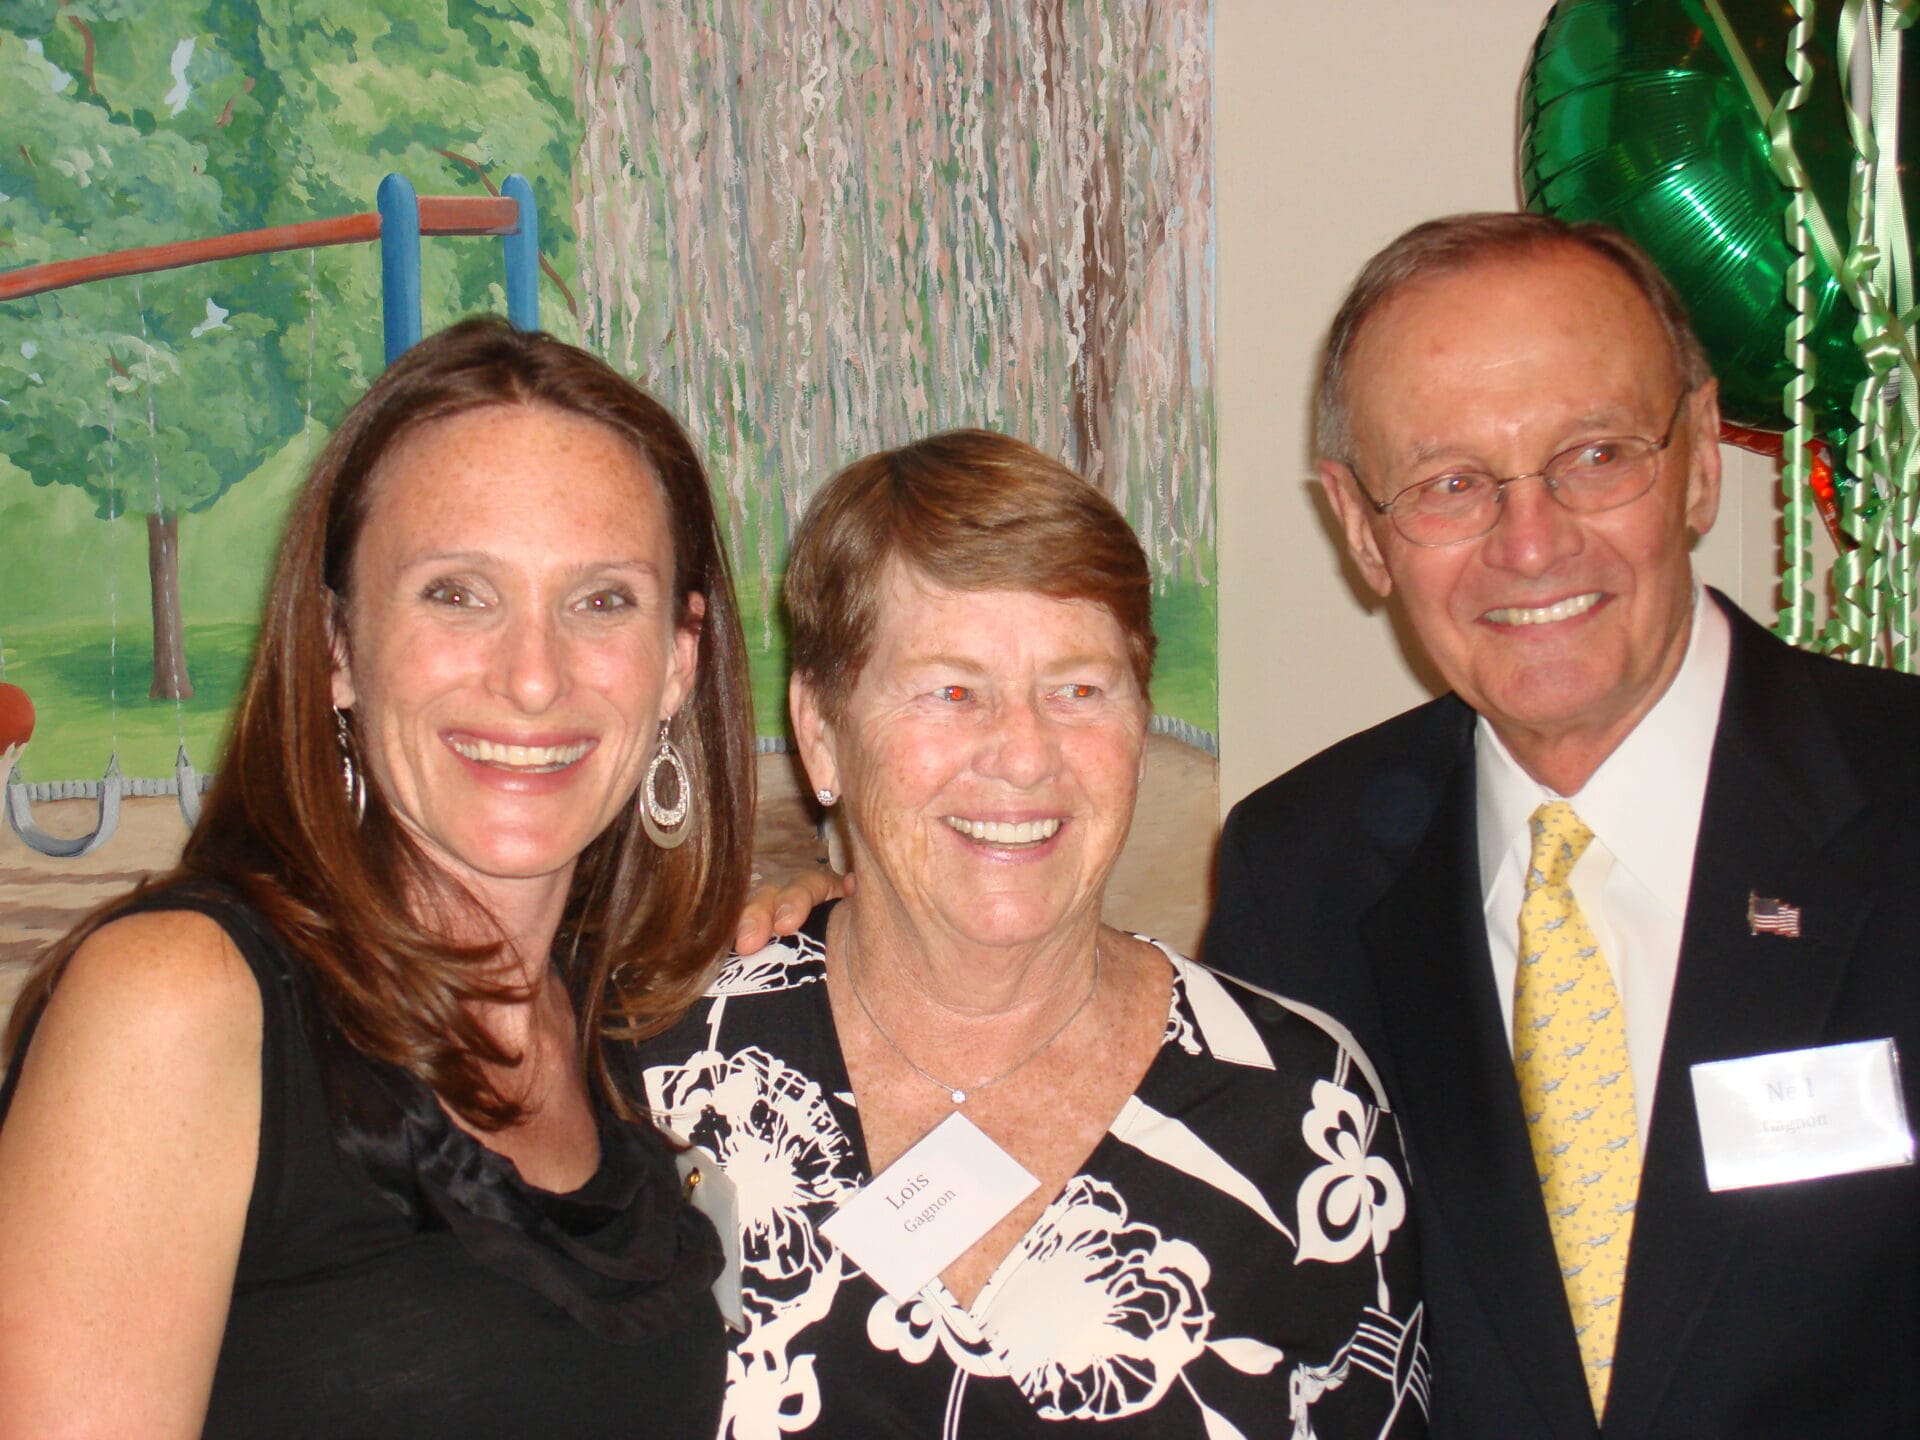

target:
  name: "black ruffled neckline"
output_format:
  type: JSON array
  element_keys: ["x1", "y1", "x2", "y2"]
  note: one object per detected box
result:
[
  {"x1": 187, "y1": 887, "x2": 724, "y2": 1346},
  {"x1": 325, "y1": 1041, "x2": 724, "y2": 1345}
]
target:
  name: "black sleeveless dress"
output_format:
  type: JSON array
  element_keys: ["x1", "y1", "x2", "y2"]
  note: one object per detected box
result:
[{"x1": 0, "y1": 885, "x2": 726, "y2": 1439}]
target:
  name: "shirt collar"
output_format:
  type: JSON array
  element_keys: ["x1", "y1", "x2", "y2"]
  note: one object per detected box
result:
[{"x1": 1476, "y1": 585, "x2": 1731, "y2": 913}]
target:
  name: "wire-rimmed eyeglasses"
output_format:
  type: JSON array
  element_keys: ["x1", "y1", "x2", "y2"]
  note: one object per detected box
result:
[{"x1": 1352, "y1": 388, "x2": 1697, "y2": 548}]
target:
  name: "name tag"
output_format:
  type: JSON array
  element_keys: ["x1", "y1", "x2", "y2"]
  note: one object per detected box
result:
[
  {"x1": 1690, "y1": 1039, "x2": 1915, "y2": 1193},
  {"x1": 821, "y1": 1112, "x2": 1039, "y2": 1300},
  {"x1": 671, "y1": 1139, "x2": 746, "y2": 1331}
]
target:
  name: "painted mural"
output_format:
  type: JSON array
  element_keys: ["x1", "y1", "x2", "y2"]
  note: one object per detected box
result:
[
  {"x1": 571, "y1": 0, "x2": 1216, "y2": 735},
  {"x1": 1, "y1": 0, "x2": 583, "y2": 787},
  {"x1": 0, "y1": 0, "x2": 1217, "y2": 964}
]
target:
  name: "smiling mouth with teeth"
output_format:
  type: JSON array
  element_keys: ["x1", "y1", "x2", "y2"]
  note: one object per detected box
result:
[
  {"x1": 1482, "y1": 592, "x2": 1604, "y2": 627},
  {"x1": 943, "y1": 815, "x2": 1063, "y2": 847},
  {"x1": 447, "y1": 736, "x2": 594, "y2": 773}
]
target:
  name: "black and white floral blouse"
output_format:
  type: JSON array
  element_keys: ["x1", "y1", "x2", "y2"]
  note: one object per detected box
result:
[{"x1": 629, "y1": 910, "x2": 1428, "y2": 1439}]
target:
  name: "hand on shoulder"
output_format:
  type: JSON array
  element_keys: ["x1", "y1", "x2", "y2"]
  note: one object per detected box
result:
[
  {"x1": 734, "y1": 866, "x2": 852, "y2": 954},
  {"x1": 0, "y1": 908, "x2": 262, "y2": 1439}
]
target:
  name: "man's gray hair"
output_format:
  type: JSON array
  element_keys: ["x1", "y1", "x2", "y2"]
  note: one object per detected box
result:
[{"x1": 1314, "y1": 212, "x2": 1716, "y2": 467}]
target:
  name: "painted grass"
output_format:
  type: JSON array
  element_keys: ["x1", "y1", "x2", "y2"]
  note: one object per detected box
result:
[
  {"x1": 1149, "y1": 581, "x2": 1218, "y2": 735},
  {"x1": 2, "y1": 582, "x2": 1216, "y2": 785},
  {"x1": 1, "y1": 617, "x2": 255, "y2": 782}
]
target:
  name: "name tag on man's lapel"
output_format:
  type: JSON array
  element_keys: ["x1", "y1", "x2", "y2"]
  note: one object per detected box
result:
[{"x1": 1690, "y1": 1039, "x2": 1915, "y2": 1192}]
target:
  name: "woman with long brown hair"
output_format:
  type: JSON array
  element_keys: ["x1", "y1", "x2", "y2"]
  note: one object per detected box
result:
[{"x1": 0, "y1": 317, "x2": 756, "y2": 1438}]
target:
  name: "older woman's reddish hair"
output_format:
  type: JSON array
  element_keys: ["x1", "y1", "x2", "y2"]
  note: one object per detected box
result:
[
  {"x1": 785, "y1": 429, "x2": 1155, "y2": 719},
  {"x1": 7, "y1": 317, "x2": 755, "y2": 1123}
]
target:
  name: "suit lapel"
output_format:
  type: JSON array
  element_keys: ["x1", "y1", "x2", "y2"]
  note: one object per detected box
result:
[
  {"x1": 1603, "y1": 598, "x2": 1874, "y2": 1435},
  {"x1": 1362, "y1": 731, "x2": 1600, "y2": 1439}
]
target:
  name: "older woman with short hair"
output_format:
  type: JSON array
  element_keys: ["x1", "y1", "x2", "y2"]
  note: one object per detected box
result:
[{"x1": 633, "y1": 430, "x2": 1427, "y2": 1438}]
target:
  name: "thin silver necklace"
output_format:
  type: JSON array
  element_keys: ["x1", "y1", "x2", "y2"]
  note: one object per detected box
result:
[{"x1": 841, "y1": 922, "x2": 1101, "y2": 1106}]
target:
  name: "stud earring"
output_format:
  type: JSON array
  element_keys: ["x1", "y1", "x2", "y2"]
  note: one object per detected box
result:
[{"x1": 815, "y1": 788, "x2": 836, "y2": 807}]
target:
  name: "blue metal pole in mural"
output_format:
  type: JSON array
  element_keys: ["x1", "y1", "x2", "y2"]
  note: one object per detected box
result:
[
  {"x1": 503, "y1": 174, "x2": 541, "y2": 334},
  {"x1": 379, "y1": 173, "x2": 539, "y2": 363},
  {"x1": 378, "y1": 173, "x2": 424, "y2": 364}
]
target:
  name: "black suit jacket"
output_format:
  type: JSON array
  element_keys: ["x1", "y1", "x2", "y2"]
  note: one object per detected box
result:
[{"x1": 1206, "y1": 593, "x2": 1920, "y2": 1438}]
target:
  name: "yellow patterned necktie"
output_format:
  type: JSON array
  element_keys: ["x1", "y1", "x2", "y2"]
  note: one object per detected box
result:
[{"x1": 1513, "y1": 801, "x2": 1641, "y2": 1421}]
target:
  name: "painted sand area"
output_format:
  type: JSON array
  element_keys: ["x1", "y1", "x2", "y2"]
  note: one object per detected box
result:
[{"x1": 2, "y1": 735, "x2": 1216, "y2": 1029}]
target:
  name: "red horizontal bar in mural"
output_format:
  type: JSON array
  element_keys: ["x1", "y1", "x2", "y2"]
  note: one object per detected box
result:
[{"x1": 0, "y1": 195, "x2": 520, "y2": 302}]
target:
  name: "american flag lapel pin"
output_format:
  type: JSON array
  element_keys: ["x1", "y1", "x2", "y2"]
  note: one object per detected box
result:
[{"x1": 1747, "y1": 892, "x2": 1803, "y2": 937}]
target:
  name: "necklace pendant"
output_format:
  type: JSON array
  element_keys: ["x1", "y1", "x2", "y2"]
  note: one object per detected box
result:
[{"x1": 950, "y1": 1088, "x2": 968, "y2": 1105}]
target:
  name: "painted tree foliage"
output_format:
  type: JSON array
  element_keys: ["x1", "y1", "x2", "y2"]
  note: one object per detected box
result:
[
  {"x1": 0, "y1": 0, "x2": 580, "y2": 704},
  {"x1": 2, "y1": 6, "x2": 293, "y2": 699},
  {"x1": 570, "y1": 0, "x2": 1215, "y2": 606}
]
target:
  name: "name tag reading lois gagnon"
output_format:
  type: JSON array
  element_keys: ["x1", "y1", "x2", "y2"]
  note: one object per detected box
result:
[
  {"x1": 1690, "y1": 1039, "x2": 1914, "y2": 1193},
  {"x1": 821, "y1": 1112, "x2": 1039, "y2": 1300}
]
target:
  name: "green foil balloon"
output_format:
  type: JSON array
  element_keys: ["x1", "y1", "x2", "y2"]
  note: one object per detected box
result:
[{"x1": 1522, "y1": 0, "x2": 1914, "y2": 432}]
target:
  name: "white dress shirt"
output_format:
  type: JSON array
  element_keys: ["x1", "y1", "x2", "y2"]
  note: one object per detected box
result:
[{"x1": 1477, "y1": 585, "x2": 1731, "y2": 1133}]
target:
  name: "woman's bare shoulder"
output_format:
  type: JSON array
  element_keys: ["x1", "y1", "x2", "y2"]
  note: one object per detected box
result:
[
  {"x1": 7, "y1": 906, "x2": 265, "y2": 1111},
  {"x1": 0, "y1": 907, "x2": 263, "y2": 1438},
  {"x1": 53, "y1": 906, "x2": 262, "y2": 1037}
]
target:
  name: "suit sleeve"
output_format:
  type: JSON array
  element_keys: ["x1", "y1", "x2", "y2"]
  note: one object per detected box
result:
[{"x1": 1203, "y1": 801, "x2": 1287, "y2": 993}]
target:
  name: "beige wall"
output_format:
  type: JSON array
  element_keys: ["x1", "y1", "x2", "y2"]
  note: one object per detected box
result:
[{"x1": 1215, "y1": 0, "x2": 1780, "y2": 811}]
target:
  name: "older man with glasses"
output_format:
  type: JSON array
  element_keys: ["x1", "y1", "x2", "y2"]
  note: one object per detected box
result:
[{"x1": 1209, "y1": 212, "x2": 1920, "y2": 1438}]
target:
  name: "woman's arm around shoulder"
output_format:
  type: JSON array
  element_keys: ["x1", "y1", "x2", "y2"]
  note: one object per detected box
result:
[{"x1": 0, "y1": 909, "x2": 262, "y2": 1440}]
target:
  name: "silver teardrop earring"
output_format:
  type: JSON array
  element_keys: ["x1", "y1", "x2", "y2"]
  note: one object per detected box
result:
[
  {"x1": 641, "y1": 718, "x2": 693, "y2": 849},
  {"x1": 334, "y1": 708, "x2": 366, "y2": 823}
]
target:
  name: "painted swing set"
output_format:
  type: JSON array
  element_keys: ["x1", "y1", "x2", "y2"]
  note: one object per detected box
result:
[{"x1": 0, "y1": 174, "x2": 542, "y2": 857}]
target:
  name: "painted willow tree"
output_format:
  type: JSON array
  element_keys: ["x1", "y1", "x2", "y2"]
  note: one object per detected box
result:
[{"x1": 569, "y1": 0, "x2": 1214, "y2": 607}]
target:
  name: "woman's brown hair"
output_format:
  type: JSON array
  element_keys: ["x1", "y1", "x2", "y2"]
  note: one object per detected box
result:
[
  {"x1": 785, "y1": 428, "x2": 1156, "y2": 721},
  {"x1": 5, "y1": 317, "x2": 755, "y2": 1125}
]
